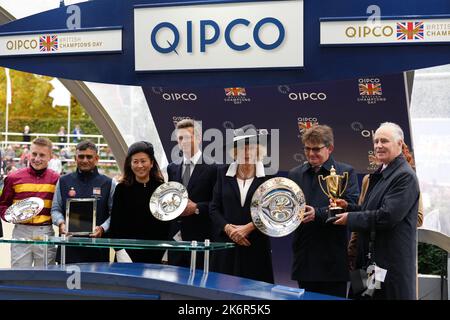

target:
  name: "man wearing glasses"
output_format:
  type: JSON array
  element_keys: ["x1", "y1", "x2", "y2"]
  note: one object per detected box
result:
[
  {"x1": 51, "y1": 140, "x2": 116, "y2": 263},
  {"x1": 288, "y1": 124, "x2": 359, "y2": 298}
]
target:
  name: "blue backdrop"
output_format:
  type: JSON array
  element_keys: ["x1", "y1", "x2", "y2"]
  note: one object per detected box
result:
[
  {"x1": 145, "y1": 73, "x2": 411, "y2": 174},
  {"x1": 144, "y1": 72, "x2": 411, "y2": 285}
]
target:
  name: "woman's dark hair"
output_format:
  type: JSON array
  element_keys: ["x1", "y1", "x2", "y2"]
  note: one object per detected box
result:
[{"x1": 121, "y1": 141, "x2": 164, "y2": 186}]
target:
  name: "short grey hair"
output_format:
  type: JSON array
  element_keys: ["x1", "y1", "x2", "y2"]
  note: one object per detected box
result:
[{"x1": 377, "y1": 122, "x2": 404, "y2": 142}]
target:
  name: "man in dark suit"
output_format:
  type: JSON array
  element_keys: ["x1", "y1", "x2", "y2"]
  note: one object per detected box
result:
[
  {"x1": 334, "y1": 122, "x2": 420, "y2": 300},
  {"x1": 288, "y1": 124, "x2": 359, "y2": 298},
  {"x1": 167, "y1": 119, "x2": 217, "y2": 268}
]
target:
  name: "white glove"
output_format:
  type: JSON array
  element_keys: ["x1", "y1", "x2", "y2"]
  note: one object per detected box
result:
[{"x1": 115, "y1": 249, "x2": 132, "y2": 263}]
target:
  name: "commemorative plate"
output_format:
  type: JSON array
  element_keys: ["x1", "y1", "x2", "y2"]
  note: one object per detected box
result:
[
  {"x1": 4, "y1": 197, "x2": 44, "y2": 224},
  {"x1": 150, "y1": 181, "x2": 188, "y2": 221},
  {"x1": 251, "y1": 177, "x2": 305, "y2": 237}
]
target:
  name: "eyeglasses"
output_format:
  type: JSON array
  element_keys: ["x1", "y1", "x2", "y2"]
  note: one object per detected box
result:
[
  {"x1": 303, "y1": 146, "x2": 326, "y2": 153},
  {"x1": 77, "y1": 154, "x2": 94, "y2": 160}
]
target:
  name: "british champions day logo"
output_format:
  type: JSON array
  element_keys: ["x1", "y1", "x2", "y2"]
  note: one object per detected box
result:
[
  {"x1": 357, "y1": 78, "x2": 386, "y2": 104},
  {"x1": 297, "y1": 117, "x2": 319, "y2": 137},
  {"x1": 359, "y1": 83, "x2": 382, "y2": 96},
  {"x1": 224, "y1": 87, "x2": 251, "y2": 104},
  {"x1": 321, "y1": 17, "x2": 450, "y2": 45},
  {"x1": 397, "y1": 21, "x2": 424, "y2": 41},
  {"x1": 134, "y1": 0, "x2": 303, "y2": 71},
  {"x1": 0, "y1": 29, "x2": 122, "y2": 57},
  {"x1": 39, "y1": 35, "x2": 59, "y2": 52}
]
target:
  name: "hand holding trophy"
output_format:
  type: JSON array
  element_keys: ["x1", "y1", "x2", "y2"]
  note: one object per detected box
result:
[{"x1": 318, "y1": 165, "x2": 349, "y2": 223}]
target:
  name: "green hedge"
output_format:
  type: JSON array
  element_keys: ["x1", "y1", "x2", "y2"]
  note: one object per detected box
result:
[{"x1": 418, "y1": 243, "x2": 448, "y2": 275}]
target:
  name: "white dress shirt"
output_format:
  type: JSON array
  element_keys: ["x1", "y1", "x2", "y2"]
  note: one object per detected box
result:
[
  {"x1": 182, "y1": 150, "x2": 202, "y2": 175},
  {"x1": 226, "y1": 161, "x2": 265, "y2": 207}
]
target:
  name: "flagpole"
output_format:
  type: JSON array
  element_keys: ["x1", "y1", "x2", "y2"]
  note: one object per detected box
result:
[
  {"x1": 5, "y1": 99, "x2": 8, "y2": 146},
  {"x1": 67, "y1": 103, "x2": 71, "y2": 147}
]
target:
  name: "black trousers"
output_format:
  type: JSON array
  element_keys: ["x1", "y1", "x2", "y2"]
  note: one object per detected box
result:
[
  {"x1": 298, "y1": 281, "x2": 347, "y2": 298},
  {"x1": 168, "y1": 250, "x2": 205, "y2": 269}
]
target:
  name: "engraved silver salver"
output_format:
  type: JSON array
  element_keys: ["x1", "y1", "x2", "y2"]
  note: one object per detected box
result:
[
  {"x1": 251, "y1": 177, "x2": 306, "y2": 237},
  {"x1": 65, "y1": 198, "x2": 96, "y2": 236},
  {"x1": 4, "y1": 197, "x2": 44, "y2": 224},
  {"x1": 149, "y1": 181, "x2": 188, "y2": 221}
]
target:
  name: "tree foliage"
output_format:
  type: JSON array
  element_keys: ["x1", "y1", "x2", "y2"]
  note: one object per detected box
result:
[{"x1": 0, "y1": 68, "x2": 99, "y2": 136}]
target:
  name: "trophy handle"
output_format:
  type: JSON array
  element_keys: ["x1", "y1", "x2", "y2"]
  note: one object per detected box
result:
[
  {"x1": 317, "y1": 175, "x2": 331, "y2": 199},
  {"x1": 339, "y1": 172, "x2": 349, "y2": 198}
]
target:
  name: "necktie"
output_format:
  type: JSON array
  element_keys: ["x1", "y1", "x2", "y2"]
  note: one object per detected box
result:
[{"x1": 182, "y1": 161, "x2": 191, "y2": 187}]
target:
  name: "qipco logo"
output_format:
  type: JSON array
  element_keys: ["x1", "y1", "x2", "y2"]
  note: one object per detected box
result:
[
  {"x1": 289, "y1": 92, "x2": 327, "y2": 101},
  {"x1": 162, "y1": 92, "x2": 198, "y2": 101},
  {"x1": 358, "y1": 78, "x2": 381, "y2": 84},
  {"x1": 150, "y1": 17, "x2": 285, "y2": 54}
]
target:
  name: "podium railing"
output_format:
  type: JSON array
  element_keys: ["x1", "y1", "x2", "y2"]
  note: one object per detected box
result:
[{"x1": 0, "y1": 237, "x2": 234, "y2": 275}]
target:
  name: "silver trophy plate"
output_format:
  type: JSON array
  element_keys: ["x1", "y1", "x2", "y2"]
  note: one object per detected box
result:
[
  {"x1": 4, "y1": 197, "x2": 45, "y2": 224},
  {"x1": 251, "y1": 177, "x2": 305, "y2": 237},
  {"x1": 150, "y1": 181, "x2": 188, "y2": 221}
]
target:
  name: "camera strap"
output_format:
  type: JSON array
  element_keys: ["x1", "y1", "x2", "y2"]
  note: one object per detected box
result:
[{"x1": 366, "y1": 213, "x2": 376, "y2": 265}]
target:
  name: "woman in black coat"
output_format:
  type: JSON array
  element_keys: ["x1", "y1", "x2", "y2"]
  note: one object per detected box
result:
[
  {"x1": 109, "y1": 141, "x2": 170, "y2": 263},
  {"x1": 210, "y1": 125, "x2": 274, "y2": 283}
]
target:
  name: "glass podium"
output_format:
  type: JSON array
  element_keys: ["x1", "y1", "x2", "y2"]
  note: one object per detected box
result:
[
  {"x1": 0, "y1": 237, "x2": 234, "y2": 274},
  {"x1": 0, "y1": 238, "x2": 331, "y2": 300}
]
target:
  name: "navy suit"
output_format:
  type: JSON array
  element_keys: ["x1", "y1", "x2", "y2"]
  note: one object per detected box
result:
[
  {"x1": 288, "y1": 157, "x2": 359, "y2": 297},
  {"x1": 167, "y1": 155, "x2": 217, "y2": 268},
  {"x1": 209, "y1": 165, "x2": 274, "y2": 283},
  {"x1": 347, "y1": 155, "x2": 419, "y2": 300}
]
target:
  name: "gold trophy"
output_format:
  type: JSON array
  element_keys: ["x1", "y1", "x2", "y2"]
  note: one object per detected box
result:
[{"x1": 318, "y1": 165, "x2": 349, "y2": 223}]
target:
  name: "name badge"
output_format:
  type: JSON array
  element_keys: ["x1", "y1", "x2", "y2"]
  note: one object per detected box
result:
[{"x1": 93, "y1": 187, "x2": 101, "y2": 196}]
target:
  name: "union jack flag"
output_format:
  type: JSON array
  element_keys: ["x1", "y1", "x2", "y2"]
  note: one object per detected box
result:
[
  {"x1": 39, "y1": 35, "x2": 59, "y2": 52},
  {"x1": 359, "y1": 83, "x2": 382, "y2": 96},
  {"x1": 224, "y1": 87, "x2": 246, "y2": 97},
  {"x1": 397, "y1": 21, "x2": 424, "y2": 40},
  {"x1": 298, "y1": 121, "x2": 318, "y2": 133}
]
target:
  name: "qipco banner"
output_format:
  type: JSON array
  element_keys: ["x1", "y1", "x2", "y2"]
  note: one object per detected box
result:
[
  {"x1": 144, "y1": 73, "x2": 412, "y2": 174},
  {"x1": 134, "y1": 0, "x2": 303, "y2": 71}
]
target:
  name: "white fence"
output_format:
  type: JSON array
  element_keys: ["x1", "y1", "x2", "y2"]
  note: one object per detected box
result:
[
  {"x1": 1, "y1": 131, "x2": 107, "y2": 149},
  {"x1": 1, "y1": 132, "x2": 117, "y2": 167}
]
